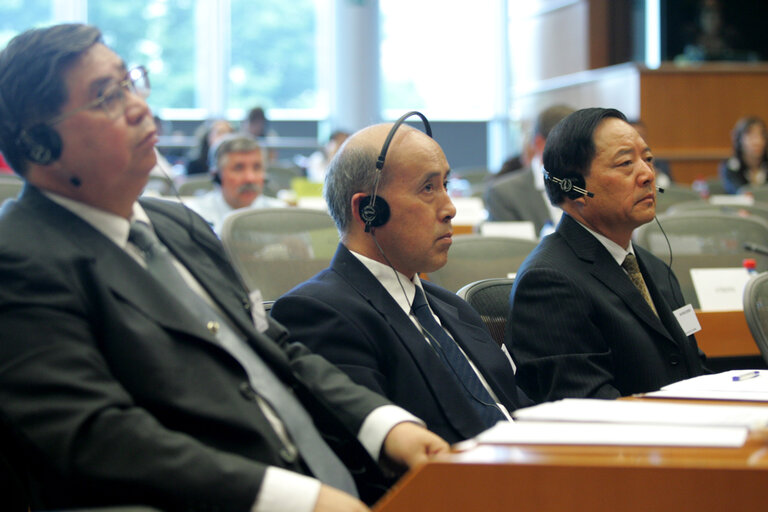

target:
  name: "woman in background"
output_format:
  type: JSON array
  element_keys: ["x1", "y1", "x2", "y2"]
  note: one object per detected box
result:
[{"x1": 719, "y1": 116, "x2": 768, "y2": 194}]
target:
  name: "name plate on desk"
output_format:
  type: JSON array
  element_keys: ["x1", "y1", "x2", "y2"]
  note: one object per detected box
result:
[{"x1": 690, "y1": 267, "x2": 751, "y2": 311}]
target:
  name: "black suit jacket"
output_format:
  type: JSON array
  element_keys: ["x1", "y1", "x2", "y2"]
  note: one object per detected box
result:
[
  {"x1": 271, "y1": 244, "x2": 532, "y2": 444},
  {"x1": 0, "y1": 185, "x2": 390, "y2": 511},
  {"x1": 506, "y1": 214, "x2": 707, "y2": 403}
]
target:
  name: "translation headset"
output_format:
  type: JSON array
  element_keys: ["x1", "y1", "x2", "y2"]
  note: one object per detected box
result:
[
  {"x1": 359, "y1": 110, "x2": 432, "y2": 232},
  {"x1": 0, "y1": 86, "x2": 64, "y2": 167},
  {"x1": 542, "y1": 169, "x2": 594, "y2": 199},
  {"x1": 543, "y1": 169, "x2": 665, "y2": 199}
]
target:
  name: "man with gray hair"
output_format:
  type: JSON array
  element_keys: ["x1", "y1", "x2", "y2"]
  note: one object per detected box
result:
[
  {"x1": 272, "y1": 116, "x2": 531, "y2": 444},
  {"x1": 185, "y1": 133, "x2": 285, "y2": 234}
]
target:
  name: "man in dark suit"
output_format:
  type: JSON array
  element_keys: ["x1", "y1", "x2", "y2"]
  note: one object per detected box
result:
[
  {"x1": 484, "y1": 104, "x2": 574, "y2": 236},
  {"x1": 506, "y1": 107, "x2": 708, "y2": 404},
  {"x1": 271, "y1": 115, "x2": 532, "y2": 445},
  {"x1": 0, "y1": 24, "x2": 448, "y2": 512}
]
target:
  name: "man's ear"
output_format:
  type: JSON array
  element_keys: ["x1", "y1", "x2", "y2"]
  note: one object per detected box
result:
[{"x1": 351, "y1": 192, "x2": 369, "y2": 227}]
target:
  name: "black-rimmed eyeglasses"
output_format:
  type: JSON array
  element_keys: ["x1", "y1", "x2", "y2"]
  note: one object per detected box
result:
[{"x1": 48, "y1": 66, "x2": 150, "y2": 126}]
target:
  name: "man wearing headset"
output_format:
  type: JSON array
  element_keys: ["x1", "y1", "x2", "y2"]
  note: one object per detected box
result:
[
  {"x1": 0, "y1": 23, "x2": 448, "y2": 512},
  {"x1": 271, "y1": 118, "x2": 532, "y2": 445},
  {"x1": 185, "y1": 134, "x2": 285, "y2": 234},
  {"x1": 505, "y1": 107, "x2": 708, "y2": 404}
]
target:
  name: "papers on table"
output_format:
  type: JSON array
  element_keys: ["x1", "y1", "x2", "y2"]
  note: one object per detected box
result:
[
  {"x1": 476, "y1": 420, "x2": 747, "y2": 448},
  {"x1": 512, "y1": 398, "x2": 768, "y2": 430},
  {"x1": 646, "y1": 369, "x2": 768, "y2": 402}
]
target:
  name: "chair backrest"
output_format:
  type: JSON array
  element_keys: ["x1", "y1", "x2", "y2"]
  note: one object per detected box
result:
[
  {"x1": 426, "y1": 235, "x2": 538, "y2": 293},
  {"x1": 0, "y1": 176, "x2": 23, "y2": 204},
  {"x1": 666, "y1": 200, "x2": 768, "y2": 223},
  {"x1": 456, "y1": 278, "x2": 515, "y2": 347},
  {"x1": 742, "y1": 272, "x2": 768, "y2": 365},
  {"x1": 634, "y1": 212, "x2": 768, "y2": 308},
  {"x1": 265, "y1": 164, "x2": 304, "y2": 193},
  {"x1": 177, "y1": 176, "x2": 215, "y2": 196},
  {"x1": 655, "y1": 184, "x2": 704, "y2": 213},
  {"x1": 220, "y1": 207, "x2": 339, "y2": 300}
]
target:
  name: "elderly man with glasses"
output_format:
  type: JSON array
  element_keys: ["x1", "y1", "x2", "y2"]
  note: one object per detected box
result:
[{"x1": 0, "y1": 23, "x2": 448, "y2": 512}]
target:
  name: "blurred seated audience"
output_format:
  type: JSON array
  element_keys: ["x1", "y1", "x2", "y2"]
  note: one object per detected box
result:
[
  {"x1": 185, "y1": 118, "x2": 234, "y2": 175},
  {"x1": 185, "y1": 134, "x2": 285, "y2": 234},
  {"x1": 242, "y1": 106, "x2": 277, "y2": 162},
  {"x1": 302, "y1": 129, "x2": 350, "y2": 183},
  {"x1": 719, "y1": 116, "x2": 768, "y2": 194},
  {"x1": 484, "y1": 104, "x2": 574, "y2": 238}
]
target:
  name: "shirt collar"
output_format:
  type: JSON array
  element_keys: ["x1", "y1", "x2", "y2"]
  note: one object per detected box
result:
[
  {"x1": 348, "y1": 249, "x2": 424, "y2": 315},
  {"x1": 42, "y1": 191, "x2": 150, "y2": 249},
  {"x1": 571, "y1": 216, "x2": 634, "y2": 266}
]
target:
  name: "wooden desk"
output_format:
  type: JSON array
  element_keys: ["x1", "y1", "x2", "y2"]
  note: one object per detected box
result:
[
  {"x1": 375, "y1": 415, "x2": 768, "y2": 511},
  {"x1": 696, "y1": 310, "x2": 760, "y2": 357}
]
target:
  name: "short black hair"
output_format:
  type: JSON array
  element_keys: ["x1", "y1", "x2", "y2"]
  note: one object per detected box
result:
[
  {"x1": 0, "y1": 24, "x2": 102, "y2": 175},
  {"x1": 543, "y1": 107, "x2": 627, "y2": 205}
]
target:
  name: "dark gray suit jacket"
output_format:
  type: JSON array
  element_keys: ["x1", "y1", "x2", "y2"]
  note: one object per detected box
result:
[
  {"x1": 484, "y1": 168, "x2": 552, "y2": 233},
  {"x1": 271, "y1": 244, "x2": 532, "y2": 445},
  {"x1": 506, "y1": 214, "x2": 708, "y2": 403},
  {"x1": 0, "y1": 185, "x2": 390, "y2": 511}
]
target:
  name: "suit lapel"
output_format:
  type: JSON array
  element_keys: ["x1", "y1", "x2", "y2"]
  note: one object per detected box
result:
[
  {"x1": 559, "y1": 215, "x2": 678, "y2": 345},
  {"x1": 330, "y1": 245, "x2": 486, "y2": 438}
]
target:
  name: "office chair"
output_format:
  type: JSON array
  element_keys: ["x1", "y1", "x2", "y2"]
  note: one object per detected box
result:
[
  {"x1": 742, "y1": 272, "x2": 768, "y2": 366},
  {"x1": 426, "y1": 235, "x2": 537, "y2": 293},
  {"x1": 456, "y1": 278, "x2": 516, "y2": 347},
  {"x1": 634, "y1": 211, "x2": 768, "y2": 309},
  {"x1": 176, "y1": 175, "x2": 215, "y2": 196},
  {"x1": 654, "y1": 184, "x2": 704, "y2": 213},
  {"x1": 220, "y1": 207, "x2": 339, "y2": 300},
  {"x1": 0, "y1": 175, "x2": 23, "y2": 204},
  {"x1": 666, "y1": 200, "x2": 768, "y2": 223}
]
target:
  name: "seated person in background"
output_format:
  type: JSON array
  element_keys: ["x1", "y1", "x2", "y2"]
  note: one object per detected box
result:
[
  {"x1": 719, "y1": 115, "x2": 768, "y2": 194},
  {"x1": 506, "y1": 107, "x2": 708, "y2": 404},
  {"x1": 628, "y1": 119, "x2": 673, "y2": 188},
  {"x1": 271, "y1": 115, "x2": 532, "y2": 444},
  {"x1": 304, "y1": 129, "x2": 350, "y2": 183},
  {"x1": 242, "y1": 106, "x2": 278, "y2": 162},
  {"x1": 185, "y1": 117, "x2": 234, "y2": 175},
  {"x1": 484, "y1": 104, "x2": 574, "y2": 238},
  {"x1": 185, "y1": 134, "x2": 285, "y2": 234},
  {"x1": 0, "y1": 24, "x2": 448, "y2": 511}
]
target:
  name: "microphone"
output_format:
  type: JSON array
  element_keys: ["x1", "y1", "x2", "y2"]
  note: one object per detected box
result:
[
  {"x1": 744, "y1": 242, "x2": 768, "y2": 257},
  {"x1": 656, "y1": 186, "x2": 665, "y2": 193},
  {"x1": 70, "y1": 176, "x2": 82, "y2": 187}
]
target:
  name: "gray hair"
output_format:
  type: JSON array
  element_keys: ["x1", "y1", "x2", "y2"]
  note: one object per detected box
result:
[
  {"x1": 209, "y1": 133, "x2": 262, "y2": 170},
  {"x1": 324, "y1": 144, "x2": 382, "y2": 234}
]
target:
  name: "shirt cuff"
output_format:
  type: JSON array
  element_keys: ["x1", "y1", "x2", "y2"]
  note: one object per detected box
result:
[
  {"x1": 252, "y1": 466, "x2": 321, "y2": 512},
  {"x1": 358, "y1": 404, "x2": 424, "y2": 460}
]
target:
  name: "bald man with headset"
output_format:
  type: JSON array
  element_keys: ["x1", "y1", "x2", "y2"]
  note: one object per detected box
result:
[
  {"x1": 505, "y1": 107, "x2": 708, "y2": 404},
  {"x1": 0, "y1": 24, "x2": 448, "y2": 512},
  {"x1": 271, "y1": 113, "x2": 532, "y2": 444}
]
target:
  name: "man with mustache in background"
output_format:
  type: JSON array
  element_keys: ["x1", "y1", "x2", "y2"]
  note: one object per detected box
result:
[{"x1": 186, "y1": 133, "x2": 285, "y2": 234}]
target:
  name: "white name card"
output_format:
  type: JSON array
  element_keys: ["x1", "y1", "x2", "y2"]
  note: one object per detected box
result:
[{"x1": 690, "y1": 267, "x2": 752, "y2": 311}]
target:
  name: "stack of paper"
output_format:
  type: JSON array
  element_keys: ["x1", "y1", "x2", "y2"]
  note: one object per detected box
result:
[{"x1": 646, "y1": 370, "x2": 768, "y2": 401}]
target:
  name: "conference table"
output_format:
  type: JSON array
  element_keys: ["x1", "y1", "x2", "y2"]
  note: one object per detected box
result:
[{"x1": 373, "y1": 397, "x2": 768, "y2": 511}]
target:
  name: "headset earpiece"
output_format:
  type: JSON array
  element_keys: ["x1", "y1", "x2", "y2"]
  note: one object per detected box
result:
[
  {"x1": 212, "y1": 170, "x2": 221, "y2": 185},
  {"x1": 359, "y1": 195, "x2": 390, "y2": 232},
  {"x1": 543, "y1": 170, "x2": 594, "y2": 199},
  {"x1": 17, "y1": 124, "x2": 62, "y2": 165}
]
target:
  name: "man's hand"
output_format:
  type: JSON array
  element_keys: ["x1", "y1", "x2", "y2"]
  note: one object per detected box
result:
[
  {"x1": 381, "y1": 422, "x2": 449, "y2": 473},
  {"x1": 313, "y1": 484, "x2": 370, "y2": 512}
]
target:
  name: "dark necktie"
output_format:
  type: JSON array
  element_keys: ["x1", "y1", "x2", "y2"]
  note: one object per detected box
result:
[
  {"x1": 622, "y1": 253, "x2": 658, "y2": 317},
  {"x1": 128, "y1": 221, "x2": 357, "y2": 496},
  {"x1": 411, "y1": 286, "x2": 506, "y2": 428}
]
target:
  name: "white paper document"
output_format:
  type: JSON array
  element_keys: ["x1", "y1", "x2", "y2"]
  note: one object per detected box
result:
[
  {"x1": 476, "y1": 421, "x2": 747, "y2": 448},
  {"x1": 646, "y1": 370, "x2": 768, "y2": 401},
  {"x1": 512, "y1": 398, "x2": 768, "y2": 430}
]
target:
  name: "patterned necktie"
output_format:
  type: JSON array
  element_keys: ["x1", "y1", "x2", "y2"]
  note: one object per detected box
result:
[
  {"x1": 411, "y1": 286, "x2": 506, "y2": 428},
  {"x1": 128, "y1": 221, "x2": 357, "y2": 496},
  {"x1": 622, "y1": 253, "x2": 658, "y2": 317}
]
